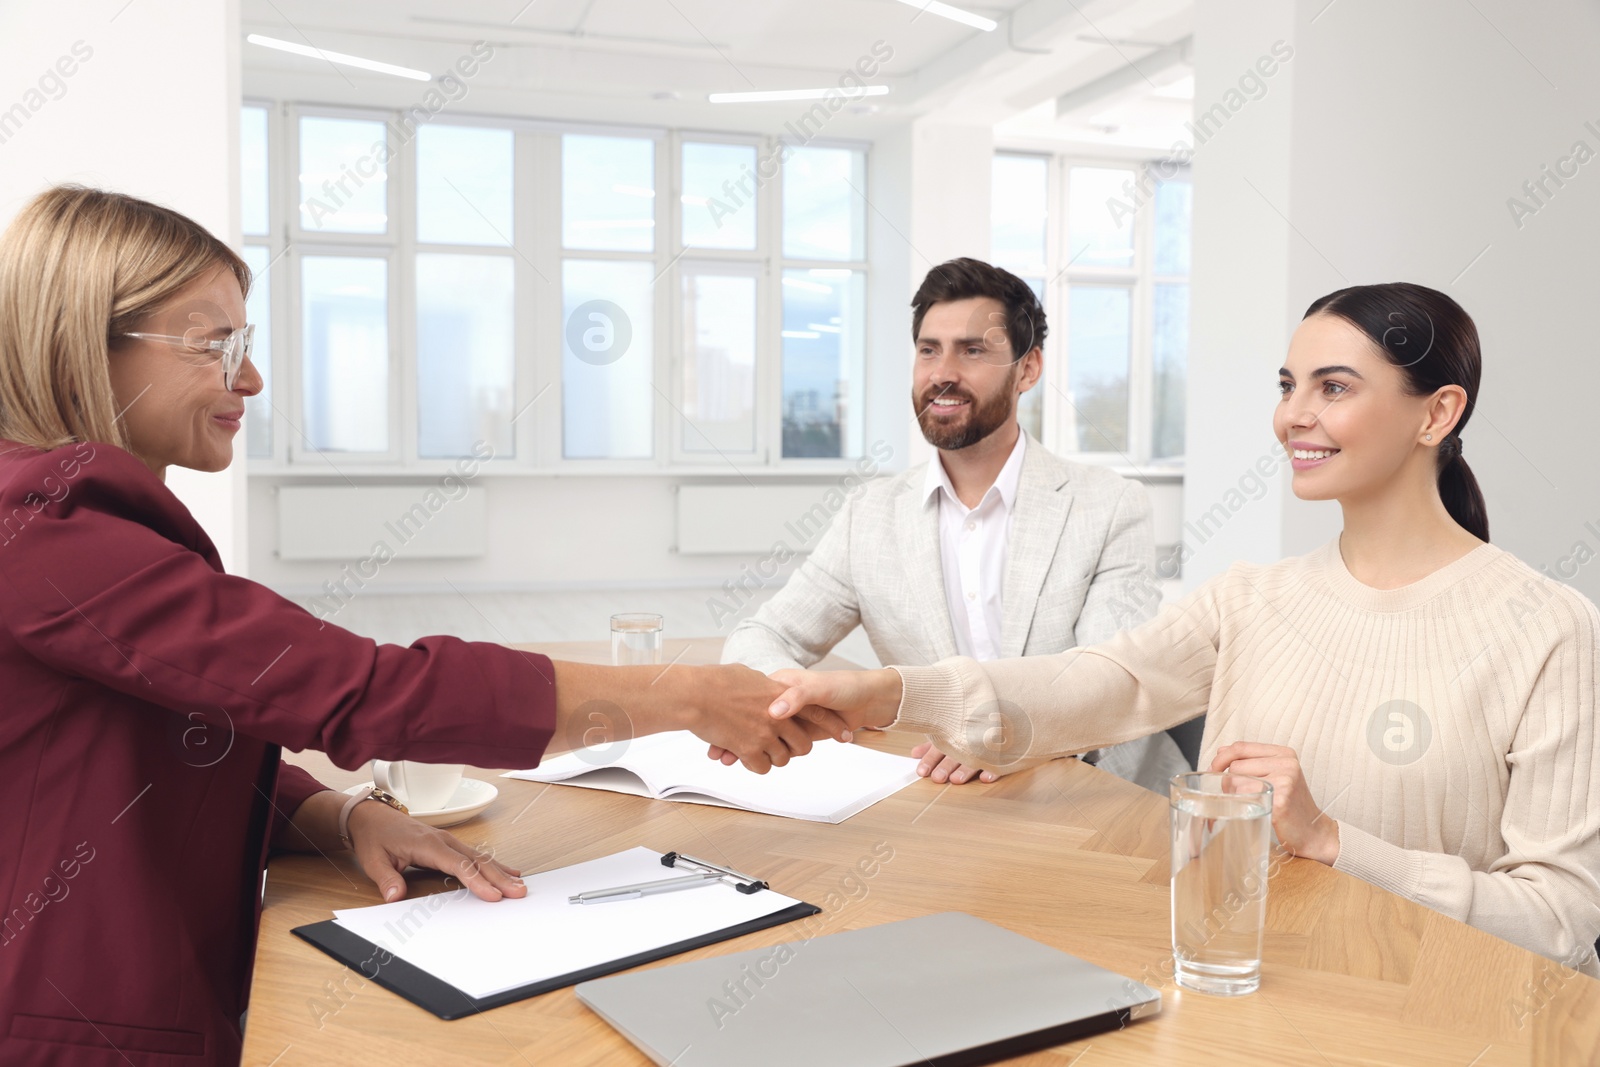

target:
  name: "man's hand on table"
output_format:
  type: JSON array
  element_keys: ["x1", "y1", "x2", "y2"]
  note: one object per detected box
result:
[{"x1": 910, "y1": 741, "x2": 997, "y2": 785}]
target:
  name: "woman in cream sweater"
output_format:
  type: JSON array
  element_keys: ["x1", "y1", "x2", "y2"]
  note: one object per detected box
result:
[{"x1": 752, "y1": 282, "x2": 1600, "y2": 975}]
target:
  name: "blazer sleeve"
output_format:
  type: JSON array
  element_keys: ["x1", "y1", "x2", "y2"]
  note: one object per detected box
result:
[
  {"x1": 721, "y1": 493, "x2": 864, "y2": 675},
  {"x1": 0, "y1": 447, "x2": 556, "y2": 771},
  {"x1": 1071, "y1": 478, "x2": 1158, "y2": 647},
  {"x1": 271, "y1": 761, "x2": 334, "y2": 841}
]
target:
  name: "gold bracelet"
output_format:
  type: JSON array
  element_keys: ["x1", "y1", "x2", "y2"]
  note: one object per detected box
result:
[
  {"x1": 367, "y1": 786, "x2": 409, "y2": 815},
  {"x1": 337, "y1": 786, "x2": 410, "y2": 848}
]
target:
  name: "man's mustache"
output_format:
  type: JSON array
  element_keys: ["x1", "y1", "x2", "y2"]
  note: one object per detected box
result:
[{"x1": 919, "y1": 387, "x2": 976, "y2": 408}]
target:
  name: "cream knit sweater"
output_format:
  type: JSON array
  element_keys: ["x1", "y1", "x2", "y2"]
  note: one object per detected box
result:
[{"x1": 892, "y1": 540, "x2": 1600, "y2": 975}]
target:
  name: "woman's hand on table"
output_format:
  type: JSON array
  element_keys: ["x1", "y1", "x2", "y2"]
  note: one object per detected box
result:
[
  {"x1": 344, "y1": 799, "x2": 526, "y2": 903},
  {"x1": 1210, "y1": 741, "x2": 1341, "y2": 865}
]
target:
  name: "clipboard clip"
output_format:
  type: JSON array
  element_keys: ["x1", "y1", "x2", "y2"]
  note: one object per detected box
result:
[{"x1": 661, "y1": 851, "x2": 769, "y2": 894}]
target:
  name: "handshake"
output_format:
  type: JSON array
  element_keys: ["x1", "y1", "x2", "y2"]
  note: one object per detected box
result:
[
  {"x1": 677, "y1": 664, "x2": 901, "y2": 773},
  {"x1": 674, "y1": 664, "x2": 996, "y2": 785},
  {"x1": 554, "y1": 660, "x2": 1000, "y2": 784}
]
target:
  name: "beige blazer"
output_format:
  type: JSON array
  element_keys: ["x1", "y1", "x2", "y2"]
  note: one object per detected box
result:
[{"x1": 722, "y1": 435, "x2": 1189, "y2": 791}]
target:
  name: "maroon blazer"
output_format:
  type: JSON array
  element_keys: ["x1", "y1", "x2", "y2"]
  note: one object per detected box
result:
[{"x1": 0, "y1": 441, "x2": 556, "y2": 1065}]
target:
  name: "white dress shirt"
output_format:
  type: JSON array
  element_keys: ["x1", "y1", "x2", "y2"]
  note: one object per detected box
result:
[{"x1": 922, "y1": 432, "x2": 1027, "y2": 662}]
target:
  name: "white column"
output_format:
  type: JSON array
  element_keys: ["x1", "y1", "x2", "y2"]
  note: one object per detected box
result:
[
  {"x1": 901, "y1": 119, "x2": 994, "y2": 469},
  {"x1": 0, "y1": 0, "x2": 248, "y2": 574},
  {"x1": 1182, "y1": 0, "x2": 1301, "y2": 586}
]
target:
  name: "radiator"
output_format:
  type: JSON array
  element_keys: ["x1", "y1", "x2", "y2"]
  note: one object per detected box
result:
[
  {"x1": 276, "y1": 485, "x2": 488, "y2": 561},
  {"x1": 676, "y1": 484, "x2": 851, "y2": 555}
]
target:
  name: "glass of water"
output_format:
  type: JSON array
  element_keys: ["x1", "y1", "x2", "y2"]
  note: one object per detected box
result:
[
  {"x1": 1170, "y1": 771, "x2": 1273, "y2": 996},
  {"x1": 610, "y1": 613, "x2": 664, "y2": 666}
]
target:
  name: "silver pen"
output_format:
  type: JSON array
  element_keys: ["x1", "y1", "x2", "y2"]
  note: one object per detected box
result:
[{"x1": 568, "y1": 871, "x2": 727, "y2": 905}]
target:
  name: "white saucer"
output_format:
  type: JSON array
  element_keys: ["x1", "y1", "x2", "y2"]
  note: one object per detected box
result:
[{"x1": 343, "y1": 777, "x2": 498, "y2": 828}]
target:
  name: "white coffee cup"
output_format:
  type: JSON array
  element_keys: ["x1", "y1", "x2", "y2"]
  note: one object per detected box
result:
[{"x1": 371, "y1": 760, "x2": 464, "y2": 811}]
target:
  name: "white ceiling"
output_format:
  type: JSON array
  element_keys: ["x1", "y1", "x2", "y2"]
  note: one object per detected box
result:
[{"x1": 242, "y1": 0, "x2": 1193, "y2": 145}]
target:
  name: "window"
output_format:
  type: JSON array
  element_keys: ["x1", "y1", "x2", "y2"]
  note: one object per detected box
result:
[
  {"x1": 779, "y1": 147, "x2": 867, "y2": 459},
  {"x1": 780, "y1": 269, "x2": 865, "y2": 458},
  {"x1": 561, "y1": 258, "x2": 654, "y2": 459},
  {"x1": 297, "y1": 115, "x2": 389, "y2": 234},
  {"x1": 991, "y1": 152, "x2": 1191, "y2": 468},
  {"x1": 563, "y1": 133, "x2": 655, "y2": 252},
  {"x1": 680, "y1": 266, "x2": 757, "y2": 453},
  {"x1": 681, "y1": 142, "x2": 756, "y2": 251},
  {"x1": 416, "y1": 254, "x2": 514, "y2": 457},
  {"x1": 301, "y1": 256, "x2": 389, "y2": 453},
  {"x1": 415, "y1": 124, "x2": 516, "y2": 458},
  {"x1": 416, "y1": 124, "x2": 513, "y2": 246},
  {"x1": 241, "y1": 106, "x2": 869, "y2": 472}
]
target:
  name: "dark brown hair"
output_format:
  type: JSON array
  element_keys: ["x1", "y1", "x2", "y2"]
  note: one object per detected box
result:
[
  {"x1": 911, "y1": 258, "x2": 1046, "y2": 362},
  {"x1": 1303, "y1": 282, "x2": 1488, "y2": 542}
]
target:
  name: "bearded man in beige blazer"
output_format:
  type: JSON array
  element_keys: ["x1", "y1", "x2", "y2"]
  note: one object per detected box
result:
[{"x1": 723, "y1": 258, "x2": 1190, "y2": 792}]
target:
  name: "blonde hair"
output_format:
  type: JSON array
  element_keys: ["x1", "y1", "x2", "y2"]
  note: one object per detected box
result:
[{"x1": 0, "y1": 185, "x2": 250, "y2": 451}]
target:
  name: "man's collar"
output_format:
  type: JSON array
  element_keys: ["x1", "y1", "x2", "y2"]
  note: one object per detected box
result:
[{"x1": 922, "y1": 430, "x2": 1028, "y2": 508}]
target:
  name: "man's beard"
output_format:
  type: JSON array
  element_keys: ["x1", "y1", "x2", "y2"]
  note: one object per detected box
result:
[{"x1": 913, "y1": 369, "x2": 1018, "y2": 451}]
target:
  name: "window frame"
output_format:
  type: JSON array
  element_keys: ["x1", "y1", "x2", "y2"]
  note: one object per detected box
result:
[
  {"x1": 285, "y1": 103, "x2": 402, "y2": 465},
  {"x1": 245, "y1": 104, "x2": 872, "y2": 477},
  {"x1": 241, "y1": 98, "x2": 288, "y2": 465}
]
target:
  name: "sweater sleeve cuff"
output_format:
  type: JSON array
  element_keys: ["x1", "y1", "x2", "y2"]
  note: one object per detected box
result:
[
  {"x1": 887, "y1": 663, "x2": 968, "y2": 736},
  {"x1": 1331, "y1": 819, "x2": 1429, "y2": 904}
]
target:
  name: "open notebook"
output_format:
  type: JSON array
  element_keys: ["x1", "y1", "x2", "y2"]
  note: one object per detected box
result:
[{"x1": 505, "y1": 732, "x2": 919, "y2": 823}]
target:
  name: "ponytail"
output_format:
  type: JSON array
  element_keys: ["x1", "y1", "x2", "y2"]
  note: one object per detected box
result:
[{"x1": 1436, "y1": 435, "x2": 1489, "y2": 542}]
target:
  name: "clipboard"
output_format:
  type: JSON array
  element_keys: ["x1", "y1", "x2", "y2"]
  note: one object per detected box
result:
[{"x1": 291, "y1": 848, "x2": 821, "y2": 1020}]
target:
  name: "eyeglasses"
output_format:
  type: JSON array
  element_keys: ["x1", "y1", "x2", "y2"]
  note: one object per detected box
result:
[{"x1": 119, "y1": 323, "x2": 255, "y2": 390}]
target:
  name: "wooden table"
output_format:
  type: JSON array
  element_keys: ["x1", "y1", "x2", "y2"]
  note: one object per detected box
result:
[{"x1": 242, "y1": 639, "x2": 1599, "y2": 1065}]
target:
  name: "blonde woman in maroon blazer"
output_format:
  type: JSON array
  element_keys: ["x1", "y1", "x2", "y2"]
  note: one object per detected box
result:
[{"x1": 0, "y1": 186, "x2": 847, "y2": 1066}]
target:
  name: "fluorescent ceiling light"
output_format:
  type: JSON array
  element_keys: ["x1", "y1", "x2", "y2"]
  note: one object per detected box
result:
[
  {"x1": 781, "y1": 330, "x2": 822, "y2": 339},
  {"x1": 893, "y1": 0, "x2": 998, "y2": 32},
  {"x1": 781, "y1": 277, "x2": 834, "y2": 293},
  {"x1": 807, "y1": 323, "x2": 842, "y2": 333},
  {"x1": 247, "y1": 34, "x2": 432, "y2": 81},
  {"x1": 709, "y1": 85, "x2": 890, "y2": 104}
]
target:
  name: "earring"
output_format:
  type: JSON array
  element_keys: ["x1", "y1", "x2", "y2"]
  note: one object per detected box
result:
[{"x1": 1424, "y1": 434, "x2": 1432, "y2": 441}]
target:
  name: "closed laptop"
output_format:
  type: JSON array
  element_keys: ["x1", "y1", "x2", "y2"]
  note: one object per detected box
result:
[{"x1": 575, "y1": 911, "x2": 1161, "y2": 1067}]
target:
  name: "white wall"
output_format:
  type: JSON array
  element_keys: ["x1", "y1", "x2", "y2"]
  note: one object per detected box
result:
[
  {"x1": 1186, "y1": 0, "x2": 1600, "y2": 604},
  {"x1": 1184, "y1": 0, "x2": 1301, "y2": 583},
  {"x1": 902, "y1": 120, "x2": 995, "y2": 468},
  {"x1": 0, "y1": 0, "x2": 248, "y2": 573}
]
